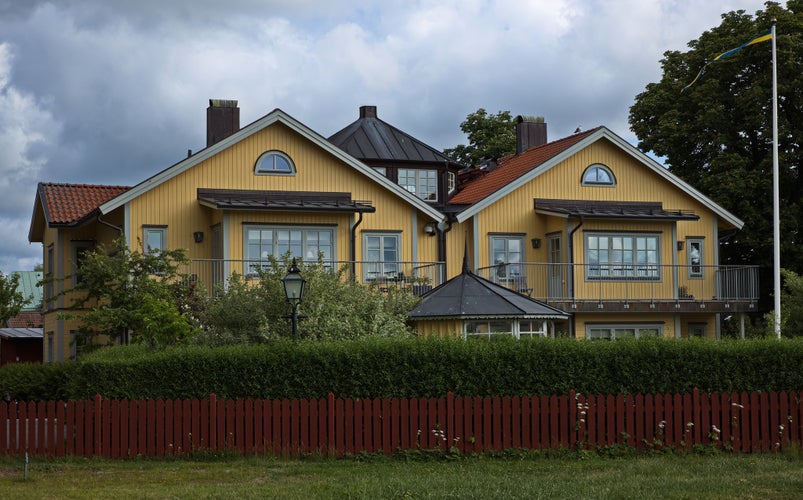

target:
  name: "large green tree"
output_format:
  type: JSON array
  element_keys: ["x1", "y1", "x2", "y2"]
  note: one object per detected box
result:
[
  {"x1": 0, "y1": 272, "x2": 32, "y2": 325},
  {"x1": 443, "y1": 108, "x2": 516, "y2": 166},
  {"x1": 628, "y1": 1, "x2": 803, "y2": 312},
  {"x1": 60, "y1": 238, "x2": 198, "y2": 350}
]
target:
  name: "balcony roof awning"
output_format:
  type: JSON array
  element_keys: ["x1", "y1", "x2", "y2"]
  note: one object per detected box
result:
[
  {"x1": 534, "y1": 199, "x2": 699, "y2": 221},
  {"x1": 197, "y1": 188, "x2": 375, "y2": 213}
]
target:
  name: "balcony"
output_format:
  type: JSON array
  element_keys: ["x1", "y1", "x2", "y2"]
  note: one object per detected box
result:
[
  {"x1": 179, "y1": 259, "x2": 445, "y2": 296},
  {"x1": 476, "y1": 263, "x2": 759, "y2": 313}
]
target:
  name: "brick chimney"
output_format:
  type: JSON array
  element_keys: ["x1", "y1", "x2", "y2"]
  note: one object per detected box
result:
[
  {"x1": 515, "y1": 115, "x2": 547, "y2": 155},
  {"x1": 359, "y1": 105, "x2": 377, "y2": 119},
  {"x1": 207, "y1": 99, "x2": 240, "y2": 147}
]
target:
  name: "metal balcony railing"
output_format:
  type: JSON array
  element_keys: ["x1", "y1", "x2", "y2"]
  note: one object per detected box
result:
[
  {"x1": 178, "y1": 259, "x2": 445, "y2": 296},
  {"x1": 475, "y1": 262, "x2": 759, "y2": 305}
]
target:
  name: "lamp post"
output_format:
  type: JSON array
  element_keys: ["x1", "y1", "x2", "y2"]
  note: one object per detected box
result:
[{"x1": 282, "y1": 258, "x2": 306, "y2": 340}]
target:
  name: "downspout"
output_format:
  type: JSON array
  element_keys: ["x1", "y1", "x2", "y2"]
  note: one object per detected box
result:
[
  {"x1": 350, "y1": 211, "x2": 364, "y2": 278},
  {"x1": 97, "y1": 213, "x2": 124, "y2": 236},
  {"x1": 567, "y1": 216, "x2": 584, "y2": 338},
  {"x1": 436, "y1": 217, "x2": 454, "y2": 281}
]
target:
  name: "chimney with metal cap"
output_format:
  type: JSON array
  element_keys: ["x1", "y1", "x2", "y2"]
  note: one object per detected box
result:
[
  {"x1": 207, "y1": 99, "x2": 240, "y2": 147},
  {"x1": 515, "y1": 115, "x2": 547, "y2": 155}
]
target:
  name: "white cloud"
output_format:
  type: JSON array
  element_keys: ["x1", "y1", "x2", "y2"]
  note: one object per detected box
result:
[{"x1": 0, "y1": 0, "x2": 769, "y2": 271}]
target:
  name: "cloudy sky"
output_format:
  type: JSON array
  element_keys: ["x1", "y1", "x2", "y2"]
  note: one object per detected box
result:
[{"x1": 0, "y1": 0, "x2": 769, "y2": 271}]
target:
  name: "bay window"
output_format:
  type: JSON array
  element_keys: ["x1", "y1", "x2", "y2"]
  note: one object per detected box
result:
[{"x1": 585, "y1": 233, "x2": 660, "y2": 280}]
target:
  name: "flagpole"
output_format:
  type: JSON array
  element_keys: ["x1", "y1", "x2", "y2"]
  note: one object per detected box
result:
[{"x1": 771, "y1": 19, "x2": 781, "y2": 339}]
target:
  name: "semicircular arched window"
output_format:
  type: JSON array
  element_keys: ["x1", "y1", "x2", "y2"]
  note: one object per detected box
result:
[
  {"x1": 582, "y1": 164, "x2": 616, "y2": 186},
  {"x1": 255, "y1": 150, "x2": 296, "y2": 175}
]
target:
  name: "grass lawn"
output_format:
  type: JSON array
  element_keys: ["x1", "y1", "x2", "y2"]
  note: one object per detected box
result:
[{"x1": 1, "y1": 452, "x2": 802, "y2": 499}]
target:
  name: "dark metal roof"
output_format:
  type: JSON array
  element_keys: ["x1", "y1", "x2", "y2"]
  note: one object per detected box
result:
[
  {"x1": 534, "y1": 199, "x2": 699, "y2": 221},
  {"x1": 329, "y1": 106, "x2": 460, "y2": 166},
  {"x1": 409, "y1": 259, "x2": 569, "y2": 320},
  {"x1": 0, "y1": 328, "x2": 43, "y2": 339},
  {"x1": 197, "y1": 188, "x2": 375, "y2": 213}
]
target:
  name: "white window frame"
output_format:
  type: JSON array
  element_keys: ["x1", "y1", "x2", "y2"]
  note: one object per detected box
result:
[
  {"x1": 143, "y1": 226, "x2": 167, "y2": 253},
  {"x1": 372, "y1": 167, "x2": 387, "y2": 176},
  {"x1": 490, "y1": 234, "x2": 525, "y2": 279},
  {"x1": 399, "y1": 168, "x2": 438, "y2": 201},
  {"x1": 585, "y1": 323, "x2": 663, "y2": 340},
  {"x1": 362, "y1": 232, "x2": 401, "y2": 282},
  {"x1": 254, "y1": 150, "x2": 296, "y2": 175},
  {"x1": 464, "y1": 319, "x2": 550, "y2": 340},
  {"x1": 582, "y1": 163, "x2": 616, "y2": 186},
  {"x1": 687, "y1": 238, "x2": 704, "y2": 278},
  {"x1": 447, "y1": 171, "x2": 456, "y2": 193},
  {"x1": 585, "y1": 232, "x2": 661, "y2": 281},
  {"x1": 244, "y1": 225, "x2": 335, "y2": 273}
]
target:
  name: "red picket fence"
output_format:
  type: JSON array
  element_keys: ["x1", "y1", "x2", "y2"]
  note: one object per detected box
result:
[{"x1": 1, "y1": 390, "x2": 801, "y2": 458}]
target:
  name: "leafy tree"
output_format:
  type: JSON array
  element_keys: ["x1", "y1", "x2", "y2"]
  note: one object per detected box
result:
[
  {"x1": 777, "y1": 269, "x2": 803, "y2": 336},
  {"x1": 628, "y1": 2, "x2": 803, "y2": 311},
  {"x1": 443, "y1": 108, "x2": 517, "y2": 166},
  {"x1": 194, "y1": 256, "x2": 419, "y2": 344},
  {"x1": 60, "y1": 237, "x2": 198, "y2": 349},
  {"x1": 0, "y1": 272, "x2": 32, "y2": 325}
]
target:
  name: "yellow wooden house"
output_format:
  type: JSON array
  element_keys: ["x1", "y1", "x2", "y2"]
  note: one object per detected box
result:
[
  {"x1": 28, "y1": 102, "x2": 758, "y2": 361},
  {"x1": 441, "y1": 117, "x2": 758, "y2": 340},
  {"x1": 29, "y1": 101, "x2": 448, "y2": 362}
]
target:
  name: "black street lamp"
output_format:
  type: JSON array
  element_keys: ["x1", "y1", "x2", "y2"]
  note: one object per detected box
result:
[{"x1": 282, "y1": 258, "x2": 306, "y2": 340}]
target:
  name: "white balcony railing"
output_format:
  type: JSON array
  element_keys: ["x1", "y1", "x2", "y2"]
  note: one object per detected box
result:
[
  {"x1": 475, "y1": 262, "x2": 759, "y2": 304},
  {"x1": 178, "y1": 259, "x2": 445, "y2": 296}
]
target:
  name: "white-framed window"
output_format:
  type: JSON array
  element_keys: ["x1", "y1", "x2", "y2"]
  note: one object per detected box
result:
[
  {"x1": 245, "y1": 225, "x2": 334, "y2": 271},
  {"x1": 687, "y1": 238, "x2": 704, "y2": 278},
  {"x1": 464, "y1": 319, "x2": 550, "y2": 340},
  {"x1": 585, "y1": 233, "x2": 660, "y2": 280},
  {"x1": 372, "y1": 167, "x2": 387, "y2": 176},
  {"x1": 143, "y1": 226, "x2": 167, "y2": 253},
  {"x1": 255, "y1": 150, "x2": 296, "y2": 175},
  {"x1": 363, "y1": 232, "x2": 401, "y2": 282},
  {"x1": 582, "y1": 163, "x2": 616, "y2": 186},
  {"x1": 447, "y1": 171, "x2": 456, "y2": 193},
  {"x1": 586, "y1": 324, "x2": 663, "y2": 340},
  {"x1": 491, "y1": 234, "x2": 525, "y2": 278},
  {"x1": 399, "y1": 168, "x2": 438, "y2": 201}
]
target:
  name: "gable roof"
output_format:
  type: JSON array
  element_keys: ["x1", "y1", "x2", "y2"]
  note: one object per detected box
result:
[
  {"x1": 449, "y1": 128, "x2": 599, "y2": 206},
  {"x1": 409, "y1": 258, "x2": 569, "y2": 321},
  {"x1": 450, "y1": 126, "x2": 744, "y2": 229},
  {"x1": 98, "y1": 108, "x2": 445, "y2": 222},
  {"x1": 7, "y1": 311, "x2": 43, "y2": 329},
  {"x1": 29, "y1": 183, "x2": 131, "y2": 242},
  {"x1": 328, "y1": 106, "x2": 461, "y2": 166}
]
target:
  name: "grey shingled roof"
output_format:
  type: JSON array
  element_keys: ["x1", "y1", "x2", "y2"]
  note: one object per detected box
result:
[
  {"x1": 534, "y1": 199, "x2": 699, "y2": 221},
  {"x1": 409, "y1": 257, "x2": 569, "y2": 321},
  {"x1": 328, "y1": 106, "x2": 459, "y2": 165},
  {"x1": 197, "y1": 188, "x2": 375, "y2": 213}
]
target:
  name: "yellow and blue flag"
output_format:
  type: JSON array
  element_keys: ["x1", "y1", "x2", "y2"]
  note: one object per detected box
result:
[{"x1": 682, "y1": 30, "x2": 772, "y2": 92}]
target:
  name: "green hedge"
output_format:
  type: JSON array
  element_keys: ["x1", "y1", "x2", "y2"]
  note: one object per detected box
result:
[{"x1": 3, "y1": 337, "x2": 803, "y2": 401}]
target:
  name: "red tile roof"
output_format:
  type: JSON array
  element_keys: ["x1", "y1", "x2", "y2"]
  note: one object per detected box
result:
[
  {"x1": 39, "y1": 183, "x2": 130, "y2": 225},
  {"x1": 7, "y1": 311, "x2": 43, "y2": 328},
  {"x1": 448, "y1": 127, "x2": 601, "y2": 205}
]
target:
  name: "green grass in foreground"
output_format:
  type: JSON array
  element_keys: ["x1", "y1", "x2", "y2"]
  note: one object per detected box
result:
[{"x1": 0, "y1": 452, "x2": 801, "y2": 499}]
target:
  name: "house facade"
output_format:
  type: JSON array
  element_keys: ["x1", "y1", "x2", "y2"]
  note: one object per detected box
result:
[
  {"x1": 442, "y1": 119, "x2": 757, "y2": 339},
  {"x1": 28, "y1": 101, "x2": 757, "y2": 361}
]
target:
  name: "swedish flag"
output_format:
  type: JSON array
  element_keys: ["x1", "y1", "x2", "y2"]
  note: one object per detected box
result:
[{"x1": 682, "y1": 30, "x2": 772, "y2": 92}]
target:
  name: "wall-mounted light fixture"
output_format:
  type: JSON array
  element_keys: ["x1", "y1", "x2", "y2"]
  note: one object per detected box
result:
[
  {"x1": 193, "y1": 231, "x2": 204, "y2": 243},
  {"x1": 424, "y1": 223, "x2": 437, "y2": 236},
  {"x1": 677, "y1": 241, "x2": 684, "y2": 251},
  {"x1": 531, "y1": 237, "x2": 542, "y2": 249}
]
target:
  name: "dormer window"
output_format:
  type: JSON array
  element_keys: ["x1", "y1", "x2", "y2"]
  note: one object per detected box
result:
[
  {"x1": 255, "y1": 150, "x2": 296, "y2": 175},
  {"x1": 582, "y1": 164, "x2": 616, "y2": 186}
]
